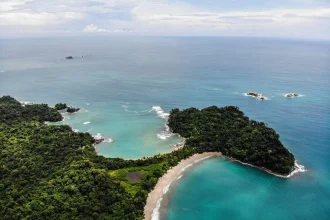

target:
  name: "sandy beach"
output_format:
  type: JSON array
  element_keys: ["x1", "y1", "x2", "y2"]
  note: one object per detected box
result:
[{"x1": 144, "y1": 152, "x2": 222, "y2": 220}]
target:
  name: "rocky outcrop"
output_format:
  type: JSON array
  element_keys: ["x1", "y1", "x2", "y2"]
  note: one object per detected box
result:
[
  {"x1": 67, "y1": 107, "x2": 80, "y2": 113},
  {"x1": 286, "y1": 93, "x2": 300, "y2": 98},
  {"x1": 246, "y1": 92, "x2": 266, "y2": 100},
  {"x1": 247, "y1": 92, "x2": 259, "y2": 97},
  {"x1": 93, "y1": 133, "x2": 105, "y2": 144}
]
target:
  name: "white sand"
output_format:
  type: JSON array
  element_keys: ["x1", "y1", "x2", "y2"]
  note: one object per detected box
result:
[{"x1": 144, "y1": 152, "x2": 222, "y2": 220}]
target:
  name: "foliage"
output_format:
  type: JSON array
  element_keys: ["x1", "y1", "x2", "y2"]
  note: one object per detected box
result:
[
  {"x1": 168, "y1": 106, "x2": 295, "y2": 175},
  {"x1": 0, "y1": 96, "x2": 295, "y2": 220},
  {"x1": 0, "y1": 96, "x2": 62, "y2": 125},
  {"x1": 55, "y1": 103, "x2": 67, "y2": 110}
]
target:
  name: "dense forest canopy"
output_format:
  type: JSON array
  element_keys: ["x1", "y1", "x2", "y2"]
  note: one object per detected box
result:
[
  {"x1": 168, "y1": 106, "x2": 295, "y2": 174},
  {"x1": 0, "y1": 96, "x2": 295, "y2": 219}
]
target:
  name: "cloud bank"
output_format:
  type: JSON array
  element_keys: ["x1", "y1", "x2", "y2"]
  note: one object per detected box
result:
[{"x1": 0, "y1": 0, "x2": 329, "y2": 39}]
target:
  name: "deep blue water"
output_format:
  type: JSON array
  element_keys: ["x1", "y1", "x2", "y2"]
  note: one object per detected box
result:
[{"x1": 1, "y1": 37, "x2": 329, "y2": 219}]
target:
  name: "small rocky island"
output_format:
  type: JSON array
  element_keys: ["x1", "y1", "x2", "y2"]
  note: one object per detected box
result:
[
  {"x1": 246, "y1": 92, "x2": 266, "y2": 100},
  {"x1": 66, "y1": 107, "x2": 80, "y2": 113},
  {"x1": 54, "y1": 103, "x2": 79, "y2": 113},
  {"x1": 286, "y1": 93, "x2": 300, "y2": 98}
]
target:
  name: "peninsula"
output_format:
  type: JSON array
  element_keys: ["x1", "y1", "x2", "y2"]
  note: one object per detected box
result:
[{"x1": 0, "y1": 96, "x2": 295, "y2": 220}]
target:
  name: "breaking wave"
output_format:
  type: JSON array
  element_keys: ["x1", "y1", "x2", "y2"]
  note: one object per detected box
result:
[
  {"x1": 180, "y1": 164, "x2": 193, "y2": 173},
  {"x1": 194, "y1": 155, "x2": 212, "y2": 163},
  {"x1": 151, "y1": 106, "x2": 170, "y2": 119},
  {"x1": 286, "y1": 161, "x2": 307, "y2": 178},
  {"x1": 151, "y1": 198, "x2": 163, "y2": 220},
  {"x1": 151, "y1": 106, "x2": 173, "y2": 140}
]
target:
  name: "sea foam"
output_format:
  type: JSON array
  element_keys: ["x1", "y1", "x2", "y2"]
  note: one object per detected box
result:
[
  {"x1": 163, "y1": 182, "x2": 172, "y2": 194},
  {"x1": 243, "y1": 93, "x2": 269, "y2": 100},
  {"x1": 151, "y1": 106, "x2": 173, "y2": 140},
  {"x1": 151, "y1": 106, "x2": 170, "y2": 119},
  {"x1": 151, "y1": 198, "x2": 163, "y2": 220},
  {"x1": 287, "y1": 161, "x2": 307, "y2": 178},
  {"x1": 194, "y1": 155, "x2": 212, "y2": 163},
  {"x1": 180, "y1": 164, "x2": 193, "y2": 173}
]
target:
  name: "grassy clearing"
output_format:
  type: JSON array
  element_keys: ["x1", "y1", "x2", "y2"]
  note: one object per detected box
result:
[{"x1": 109, "y1": 161, "x2": 168, "y2": 196}]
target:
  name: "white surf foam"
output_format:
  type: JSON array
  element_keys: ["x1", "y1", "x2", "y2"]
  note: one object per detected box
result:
[
  {"x1": 83, "y1": 121, "x2": 90, "y2": 125},
  {"x1": 72, "y1": 128, "x2": 79, "y2": 132},
  {"x1": 151, "y1": 198, "x2": 163, "y2": 220},
  {"x1": 151, "y1": 106, "x2": 170, "y2": 119},
  {"x1": 103, "y1": 138, "x2": 114, "y2": 143},
  {"x1": 122, "y1": 104, "x2": 139, "y2": 114},
  {"x1": 151, "y1": 106, "x2": 174, "y2": 140},
  {"x1": 151, "y1": 181, "x2": 173, "y2": 220},
  {"x1": 92, "y1": 133, "x2": 114, "y2": 144},
  {"x1": 180, "y1": 164, "x2": 193, "y2": 173},
  {"x1": 86, "y1": 128, "x2": 93, "y2": 132},
  {"x1": 177, "y1": 175, "x2": 183, "y2": 180},
  {"x1": 60, "y1": 112, "x2": 70, "y2": 122},
  {"x1": 286, "y1": 161, "x2": 307, "y2": 177},
  {"x1": 163, "y1": 182, "x2": 172, "y2": 194},
  {"x1": 194, "y1": 155, "x2": 212, "y2": 163},
  {"x1": 157, "y1": 130, "x2": 172, "y2": 140},
  {"x1": 243, "y1": 93, "x2": 269, "y2": 100},
  {"x1": 93, "y1": 133, "x2": 103, "y2": 139}
]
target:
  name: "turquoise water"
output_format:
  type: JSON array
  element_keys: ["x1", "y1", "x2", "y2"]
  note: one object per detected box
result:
[{"x1": 1, "y1": 37, "x2": 329, "y2": 219}]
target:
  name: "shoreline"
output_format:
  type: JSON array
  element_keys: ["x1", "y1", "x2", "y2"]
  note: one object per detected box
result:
[
  {"x1": 144, "y1": 151, "x2": 306, "y2": 220},
  {"x1": 144, "y1": 152, "x2": 222, "y2": 220}
]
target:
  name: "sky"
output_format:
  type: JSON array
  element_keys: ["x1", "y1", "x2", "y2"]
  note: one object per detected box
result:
[{"x1": 0, "y1": 0, "x2": 330, "y2": 40}]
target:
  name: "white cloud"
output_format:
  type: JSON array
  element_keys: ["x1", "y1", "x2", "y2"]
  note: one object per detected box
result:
[
  {"x1": 82, "y1": 24, "x2": 134, "y2": 33},
  {"x1": 0, "y1": 0, "x2": 329, "y2": 39},
  {"x1": 0, "y1": 0, "x2": 32, "y2": 12},
  {"x1": 132, "y1": 2, "x2": 330, "y2": 28},
  {"x1": 83, "y1": 24, "x2": 110, "y2": 32},
  {"x1": 0, "y1": 12, "x2": 85, "y2": 26}
]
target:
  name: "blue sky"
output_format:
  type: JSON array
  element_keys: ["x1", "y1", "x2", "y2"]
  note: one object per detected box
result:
[{"x1": 1, "y1": 0, "x2": 330, "y2": 39}]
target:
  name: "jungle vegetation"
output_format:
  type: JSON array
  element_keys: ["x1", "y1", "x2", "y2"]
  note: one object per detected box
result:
[
  {"x1": 0, "y1": 96, "x2": 295, "y2": 219},
  {"x1": 54, "y1": 103, "x2": 67, "y2": 110},
  {"x1": 168, "y1": 106, "x2": 295, "y2": 175}
]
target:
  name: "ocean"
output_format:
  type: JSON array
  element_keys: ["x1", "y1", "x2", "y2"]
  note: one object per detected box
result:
[{"x1": 1, "y1": 36, "x2": 329, "y2": 219}]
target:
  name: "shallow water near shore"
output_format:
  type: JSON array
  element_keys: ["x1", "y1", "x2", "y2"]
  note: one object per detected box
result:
[{"x1": 1, "y1": 37, "x2": 329, "y2": 219}]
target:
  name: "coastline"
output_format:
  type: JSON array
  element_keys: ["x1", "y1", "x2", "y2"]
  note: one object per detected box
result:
[
  {"x1": 144, "y1": 150, "x2": 306, "y2": 220},
  {"x1": 144, "y1": 152, "x2": 222, "y2": 220}
]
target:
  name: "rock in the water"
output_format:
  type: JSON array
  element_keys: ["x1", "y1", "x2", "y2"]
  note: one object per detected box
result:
[
  {"x1": 66, "y1": 56, "x2": 74, "y2": 59},
  {"x1": 67, "y1": 107, "x2": 80, "y2": 113},
  {"x1": 247, "y1": 92, "x2": 259, "y2": 97},
  {"x1": 247, "y1": 92, "x2": 266, "y2": 100},
  {"x1": 93, "y1": 133, "x2": 105, "y2": 144},
  {"x1": 286, "y1": 93, "x2": 300, "y2": 98}
]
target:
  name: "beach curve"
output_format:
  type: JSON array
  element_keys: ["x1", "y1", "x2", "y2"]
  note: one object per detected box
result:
[{"x1": 144, "y1": 152, "x2": 222, "y2": 220}]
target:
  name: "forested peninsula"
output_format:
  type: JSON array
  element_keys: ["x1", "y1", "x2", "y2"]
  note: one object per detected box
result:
[{"x1": 0, "y1": 96, "x2": 295, "y2": 219}]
